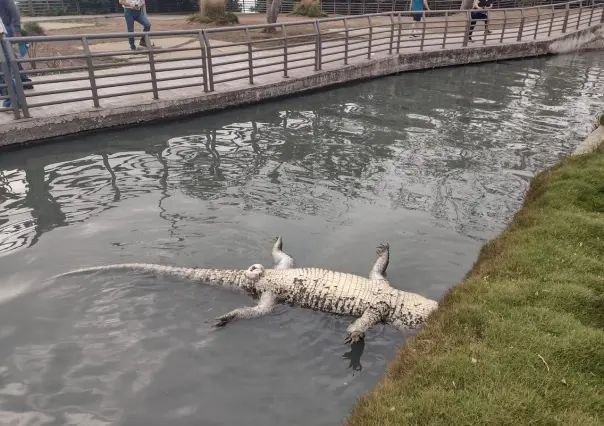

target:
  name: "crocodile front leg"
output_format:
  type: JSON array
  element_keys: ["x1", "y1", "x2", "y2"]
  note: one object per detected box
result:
[
  {"x1": 213, "y1": 291, "x2": 277, "y2": 327},
  {"x1": 368, "y1": 243, "x2": 389, "y2": 281},
  {"x1": 344, "y1": 307, "x2": 383, "y2": 344}
]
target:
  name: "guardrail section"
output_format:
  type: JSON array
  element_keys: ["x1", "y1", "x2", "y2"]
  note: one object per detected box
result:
[{"x1": 1, "y1": 0, "x2": 602, "y2": 120}]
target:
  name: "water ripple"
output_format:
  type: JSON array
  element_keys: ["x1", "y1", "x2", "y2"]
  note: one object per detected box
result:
[{"x1": 0, "y1": 51, "x2": 603, "y2": 426}]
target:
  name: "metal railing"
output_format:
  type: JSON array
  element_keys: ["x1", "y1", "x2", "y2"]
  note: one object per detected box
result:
[
  {"x1": 15, "y1": 0, "x2": 571, "y2": 16},
  {"x1": 1, "y1": 0, "x2": 602, "y2": 121}
]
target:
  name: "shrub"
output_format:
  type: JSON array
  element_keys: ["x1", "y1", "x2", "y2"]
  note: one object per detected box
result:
[{"x1": 291, "y1": 0, "x2": 327, "y2": 18}]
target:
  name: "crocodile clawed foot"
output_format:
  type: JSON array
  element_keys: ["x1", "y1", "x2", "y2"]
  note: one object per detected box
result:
[
  {"x1": 213, "y1": 313, "x2": 236, "y2": 327},
  {"x1": 272, "y1": 235, "x2": 283, "y2": 249},
  {"x1": 344, "y1": 330, "x2": 365, "y2": 345},
  {"x1": 376, "y1": 243, "x2": 389, "y2": 255}
]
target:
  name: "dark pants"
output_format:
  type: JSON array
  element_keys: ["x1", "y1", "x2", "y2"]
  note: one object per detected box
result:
[
  {"x1": 124, "y1": 8, "x2": 151, "y2": 49},
  {"x1": 469, "y1": 11, "x2": 489, "y2": 39}
]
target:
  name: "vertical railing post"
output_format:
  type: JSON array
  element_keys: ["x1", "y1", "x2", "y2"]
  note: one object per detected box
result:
[
  {"x1": 389, "y1": 13, "x2": 395, "y2": 54},
  {"x1": 601, "y1": 0, "x2": 604, "y2": 23},
  {"x1": 463, "y1": 10, "x2": 471, "y2": 46},
  {"x1": 245, "y1": 28, "x2": 254, "y2": 84},
  {"x1": 562, "y1": 2, "x2": 570, "y2": 32},
  {"x1": 2, "y1": 38, "x2": 28, "y2": 118},
  {"x1": 500, "y1": 9, "x2": 507, "y2": 43},
  {"x1": 0, "y1": 40, "x2": 21, "y2": 119},
  {"x1": 314, "y1": 20, "x2": 322, "y2": 71},
  {"x1": 202, "y1": 32, "x2": 214, "y2": 92},
  {"x1": 81, "y1": 36, "x2": 100, "y2": 108},
  {"x1": 198, "y1": 31, "x2": 209, "y2": 92},
  {"x1": 517, "y1": 9, "x2": 525, "y2": 41},
  {"x1": 547, "y1": 5, "x2": 554, "y2": 36},
  {"x1": 534, "y1": 8, "x2": 540, "y2": 39},
  {"x1": 442, "y1": 11, "x2": 448, "y2": 49},
  {"x1": 576, "y1": 0, "x2": 583, "y2": 29},
  {"x1": 367, "y1": 16, "x2": 373, "y2": 59},
  {"x1": 420, "y1": 11, "x2": 426, "y2": 50},
  {"x1": 344, "y1": 17, "x2": 349, "y2": 64},
  {"x1": 588, "y1": 0, "x2": 594, "y2": 26},
  {"x1": 282, "y1": 24, "x2": 289, "y2": 78},
  {"x1": 144, "y1": 34, "x2": 159, "y2": 100},
  {"x1": 396, "y1": 12, "x2": 402, "y2": 53}
]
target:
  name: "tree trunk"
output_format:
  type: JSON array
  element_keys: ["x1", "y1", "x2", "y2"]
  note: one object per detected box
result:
[
  {"x1": 460, "y1": 0, "x2": 473, "y2": 9},
  {"x1": 199, "y1": 0, "x2": 207, "y2": 16},
  {"x1": 263, "y1": 0, "x2": 282, "y2": 32}
]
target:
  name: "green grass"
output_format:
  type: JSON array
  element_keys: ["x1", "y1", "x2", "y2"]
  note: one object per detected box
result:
[{"x1": 345, "y1": 146, "x2": 604, "y2": 425}]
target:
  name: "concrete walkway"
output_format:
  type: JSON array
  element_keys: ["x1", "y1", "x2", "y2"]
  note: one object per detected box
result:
[{"x1": 1, "y1": 9, "x2": 602, "y2": 146}]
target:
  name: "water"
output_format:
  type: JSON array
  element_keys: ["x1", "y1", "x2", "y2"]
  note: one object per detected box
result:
[{"x1": 0, "y1": 50, "x2": 602, "y2": 426}]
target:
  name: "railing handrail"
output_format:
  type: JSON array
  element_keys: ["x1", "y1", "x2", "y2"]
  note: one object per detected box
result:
[
  {"x1": 0, "y1": 0, "x2": 602, "y2": 123},
  {"x1": 7, "y1": 0, "x2": 595, "y2": 42}
]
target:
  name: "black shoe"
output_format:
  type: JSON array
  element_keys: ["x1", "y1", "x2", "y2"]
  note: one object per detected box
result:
[{"x1": 22, "y1": 80, "x2": 34, "y2": 90}]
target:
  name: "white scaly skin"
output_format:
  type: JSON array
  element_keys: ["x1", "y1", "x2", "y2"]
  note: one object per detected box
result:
[{"x1": 52, "y1": 238, "x2": 438, "y2": 344}]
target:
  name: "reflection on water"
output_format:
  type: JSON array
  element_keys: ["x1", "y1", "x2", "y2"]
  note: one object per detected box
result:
[{"x1": 0, "y1": 51, "x2": 602, "y2": 426}]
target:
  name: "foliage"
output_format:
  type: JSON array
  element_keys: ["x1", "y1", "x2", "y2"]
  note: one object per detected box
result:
[
  {"x1": 291, "y1": 0, "x2": 327, "y2": 17},
  {"x1": 187, "y1": 1, "x2": 240, "y2": 26},
  {"x1": 19, "y1": 22, "x2": 47, "y2": 70},
  {"x1": 20, "y1": 22, "x2": 46, "y2": 37},
  {"x1": 345, "y1": 145, "x2": 604, "y2": 425}
]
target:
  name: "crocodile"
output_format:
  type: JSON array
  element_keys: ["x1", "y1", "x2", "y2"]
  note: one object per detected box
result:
[{"x1": 52, "y1": 237, "x2": 438, "y2": 343}]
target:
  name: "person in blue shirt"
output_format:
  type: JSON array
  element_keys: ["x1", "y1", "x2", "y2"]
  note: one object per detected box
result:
[
  {"x1": 409, "y1": 0, "x2": 431, "y2": 37},
  {"x1": 0, "y1": 0, "x2": 33, "y2": 97}
]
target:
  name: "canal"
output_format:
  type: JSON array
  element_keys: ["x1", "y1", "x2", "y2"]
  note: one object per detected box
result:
[{"x1": 0, "y1": 50, "x2": 602, "y2": 425}]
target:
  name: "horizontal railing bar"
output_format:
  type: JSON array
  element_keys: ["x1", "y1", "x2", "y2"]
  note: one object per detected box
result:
[
  {"x1": 155, "y1": 73, "x2": 204, "y2": 83},
  {"x1": 157, "y1": 81, "x2": 204, "y2": 92},
  {"x1": 97, "y1": 88, "x2": 155, "y2": 99}
]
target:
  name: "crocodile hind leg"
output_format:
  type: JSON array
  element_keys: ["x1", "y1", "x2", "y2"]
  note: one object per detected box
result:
[
  {"x1": 368, "y1": 243, "x2": 389, "y2": 281},
  {"x1": 345, "y1": 307, "x2": 383, "y2": 344},
  {"x1": 272, "y1": 235, "x2": 295, "y2": 270},
  {"x1": 213, "y1": 291, "x2": 276, "y2": 327}
]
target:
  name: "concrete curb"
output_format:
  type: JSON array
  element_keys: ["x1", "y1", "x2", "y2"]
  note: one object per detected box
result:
[
  {"x1": 572, "y1": 125, "x2": 604, "y2": 156},
  {"x1": 1, "y1": 24, "x2": 602, "y2": 148}
]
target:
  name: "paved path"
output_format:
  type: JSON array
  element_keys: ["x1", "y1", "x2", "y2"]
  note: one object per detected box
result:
[{"x1": 1, "y1": 9, "x2": 602, "y2": 129}]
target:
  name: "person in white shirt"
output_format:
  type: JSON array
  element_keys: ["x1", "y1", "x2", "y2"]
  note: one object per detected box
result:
[{"x1": 119, "y1": 0, "x2": 152, "y2": 50}]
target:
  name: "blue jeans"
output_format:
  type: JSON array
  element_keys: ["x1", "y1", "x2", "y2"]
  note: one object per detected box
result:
[
  {"x1": 6, "y1": 27, "x2": 31, "y2": 84},
  {"x1": 0, "y1": 38, "x2": 21, "y2": 108},
  {"x1": 124, "y1": 8, "x2": 151, "y2": 49}
]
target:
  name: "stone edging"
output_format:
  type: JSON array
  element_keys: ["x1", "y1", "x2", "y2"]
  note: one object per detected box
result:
[{"x1": 572, "y1": 116, "x2": 604, "y2": 156}]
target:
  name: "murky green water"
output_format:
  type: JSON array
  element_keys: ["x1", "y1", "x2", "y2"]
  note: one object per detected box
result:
[{"x1": 0, "y1": 51, "x2": 602, "y2": 426}]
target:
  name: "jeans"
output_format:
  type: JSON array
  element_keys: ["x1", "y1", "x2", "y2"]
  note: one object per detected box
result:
[
  {"x1": 124, "y1": 8, "x2": 151, "y2": 49},
  {"x1": 6, "y1": 27, "x2": 31, "y2": 84},
  {"x1": 0, "y1": 38, "x2": 21, "y2": 108}
]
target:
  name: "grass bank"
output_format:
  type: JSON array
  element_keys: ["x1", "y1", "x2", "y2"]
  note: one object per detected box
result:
[{"x1": 345, "y1": 145, "x2": 604, "y2": 425}]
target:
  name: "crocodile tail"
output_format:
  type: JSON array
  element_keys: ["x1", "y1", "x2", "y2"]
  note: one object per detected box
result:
[
  {"x1": 52, "y1": 263, "x2": 250, "y2": 290},
  {"x1": 53, "y1": 263, "x2": 200, "y2": 281}
]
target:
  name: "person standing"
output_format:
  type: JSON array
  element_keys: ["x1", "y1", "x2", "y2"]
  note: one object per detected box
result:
[
  {"x1": 409, "y1": 0, "x2": 430, "y2": 38},
  {"x1": 119, "y1": 0, "x2": 152, "y2": 51},
  {"x1": 468, "y1": 0, "x2": 493, "y2": 42},
  {"x1": 0, "y1": 0, "x2": 33, "y2": 90}
]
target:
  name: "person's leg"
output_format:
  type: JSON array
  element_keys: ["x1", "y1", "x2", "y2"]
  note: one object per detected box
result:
[
  {"x1": 5, "y1": 27, "x2": 32, "y2": 89},
  {"x1": 133, "y1": 10, "x2": 152, "y2": 47},
  {"x1": 124, "y1": 8, "x2": 136, "y2": 50},
  {"x1": 411, "y1": 14, "x2": 421, "y2": 37},
  {"x1": 0, "y1": 39, "x2": 7, "y2": 102},
  {"x1": 469, "y1": 12, "x2": 478, "y2": 40},
  {"x1": 0, "y1": 38, "x2": 20, "y2": 108}
]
